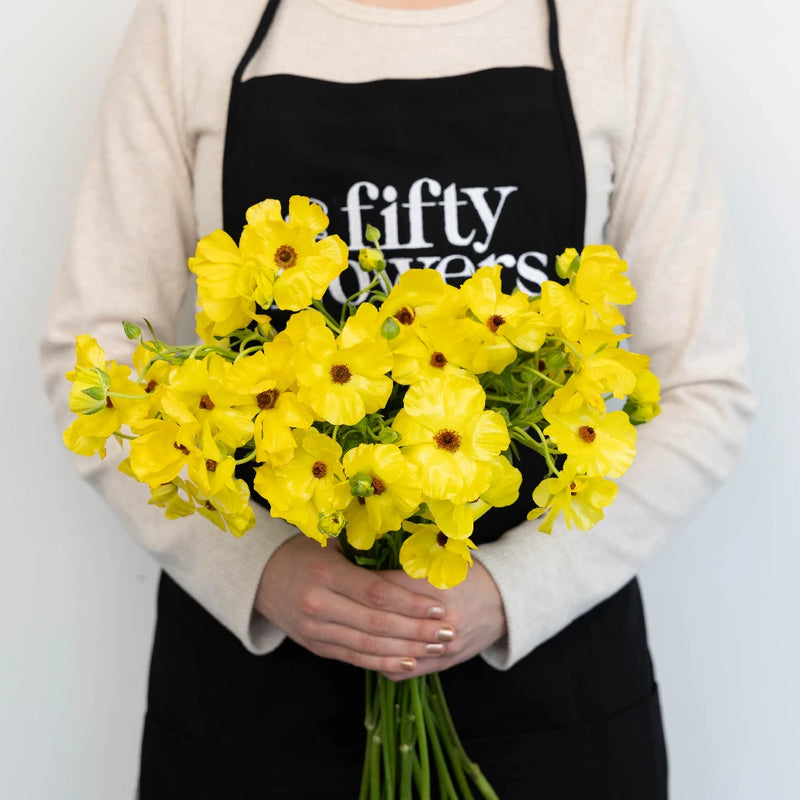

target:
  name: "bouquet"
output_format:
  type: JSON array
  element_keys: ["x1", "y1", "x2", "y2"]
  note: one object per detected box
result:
[{"x1": 63, "y1": 195, "x2": 660, "y2": 799}]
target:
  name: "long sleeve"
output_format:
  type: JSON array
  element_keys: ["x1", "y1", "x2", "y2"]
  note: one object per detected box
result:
[
  {"x1": 39, "y1": 0, "x2": 295, "y2": 654},
  {"x1": 477, "y1": 0, "x2": 755, "y2": 670}
]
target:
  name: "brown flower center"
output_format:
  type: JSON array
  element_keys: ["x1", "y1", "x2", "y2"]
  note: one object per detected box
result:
[
  {"x1": 274, "y1": 244, "x2": 298, "y2": 270},
  {"x1": 436, "y1": 531, "x2": 448, "y2": 547},
  {"x1": 312, "y1": 461, "x2": 327, "y2": 479},
  {"x1": 257, "y1": 389, "x2": 280, "y2": 410},
  {"x1": 173, "y1": 443, "x2": 190, "y2": 455},
  {"x1": 371, "y1": 477, "x2": 386, "y2": 496},
  {"x1": 569, "y1": 481, "x2": 578, "y2": 496},
  {"x1": 430, "y1": 351, "x2": 447, "y2": 369},
  {"x1": 487, "y1": 314, "x2": 507, "y2": 333},
  {"x1": 434, "y1": 429, "x2": 461, "y2": 452},
  {"x1": 357, "y1": 497, "x2": 366, "y2": 506},
  {"x1": 145, "y1": 380, "x2": 158, "y2": 394},
  {"x1": 105, "y1": 396, "x2": 114, "y2": 409},
  {"x1": 199, "y1": 394, "x2": 215, "y2": 410},
  {"x1": 206, "y1": 459, "x2": 218, "y2": 473},
  {"x1": 578, "y1": 425, "x2": 596, "y2": 443},
  {"x1": 205, "y1": 501, "x2": 216, "y2": 511},
  {"x1": 394, "y1": 307, "x2": 415, "y2": 326},
  {"x1": 330, "y1": 364, "x2": 352, "y2": 384}
]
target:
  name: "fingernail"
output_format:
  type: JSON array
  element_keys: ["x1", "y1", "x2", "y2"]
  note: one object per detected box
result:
[
  {"x1": 426, "y1": 643, "x2": 445, "y2": 655},
  {"x1": 436, "y1": 627, "x2": 455, "y2": 643},
  {"x1": 428, "y1": 605, "x2": 445, "y2": 619},
  {"x1": 400, "y1": 658, "x2": 415, "y2": 671}
]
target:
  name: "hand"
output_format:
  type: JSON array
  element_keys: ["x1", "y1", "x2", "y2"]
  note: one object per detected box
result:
[
  {"x1": 254, "y1": 534, "x2": 457, "y2": 678},
  {"x1": 378, "y1": 561, "x2": 507, "y2": 679}
]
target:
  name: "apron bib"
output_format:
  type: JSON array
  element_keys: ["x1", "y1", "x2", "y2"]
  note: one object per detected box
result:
[{"x1": 139, "y1": 2, "x2": 667, "y2": 797}]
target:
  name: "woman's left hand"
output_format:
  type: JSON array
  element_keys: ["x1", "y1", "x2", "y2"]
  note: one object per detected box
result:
[{"x1": 378, "y1": 561, "x2": 507, "y2": 679}]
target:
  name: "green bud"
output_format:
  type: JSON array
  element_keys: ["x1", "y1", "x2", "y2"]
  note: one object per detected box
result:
[
  {"x1": 123, "y1": 321, "x2": 142, "y2": 340},
  {"x1": 349, "y1": 471, "x2": 375, "y2": 498},
  {"x1": 91, "y1": 366, "x2": 111, "y2": 390},
  {"x1": 82, "y1": 386, "x2": 105, "y2": 402},
  {"x1": 380, "y1": 317, "x2": 401, "y2": 341},
  {"x1": 364, "y1": 224, "x2": 382, "y2": 245},
  {"x1": 358, "y1": 247, "x2": 386, "y2": 273},
  {"x1": 378, "y1": 428, "x2": 402, "y2": 445},
  {"x1": 318, "y1": 511, "x2": 346, "y2": 538}
]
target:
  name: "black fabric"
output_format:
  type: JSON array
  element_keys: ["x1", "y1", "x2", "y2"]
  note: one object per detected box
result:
[{"x1": 140, "y1": 0, "x2": 668, "y2": 796}]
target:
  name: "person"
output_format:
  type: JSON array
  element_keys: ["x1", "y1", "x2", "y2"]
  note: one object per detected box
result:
[{"x1": 40, "y1": 0, "x2": 754, "y2": 797}]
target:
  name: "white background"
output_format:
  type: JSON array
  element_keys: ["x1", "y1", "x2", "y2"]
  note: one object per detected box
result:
[{"x1": 2, "y1": 0, "x2": 798, "y2": 797}]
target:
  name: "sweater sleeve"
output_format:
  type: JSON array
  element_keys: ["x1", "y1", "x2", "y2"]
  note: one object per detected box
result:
[
  {"x1": 39, "y1": 0, "x2": 295, "y2": 655},
  {"x1": 477, "y1": 0, "x2": 755, "y2": 670}
]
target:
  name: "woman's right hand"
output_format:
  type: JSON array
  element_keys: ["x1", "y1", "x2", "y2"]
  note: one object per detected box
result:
[{"x1": 254, "y1": 534, "x2": 454, "y2": 678}]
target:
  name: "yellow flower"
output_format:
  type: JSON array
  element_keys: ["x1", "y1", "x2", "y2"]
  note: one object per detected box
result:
[
  {"x1": 392, "y1": 375, "x2": 510, "y2": 504},
  {"x1": 187, "y1": 478, "x2": 256, "y2": 537},
  {"x1": 460, "y1": 265, "x2": 548, "y2": 372},
  {"x1": 147, "y1": 477, "x2": 196, "y2": 520},
  {"x1": 128, "y1": 418, "x2": 199, "y2": 488},
  {"x1": 240, "y1": 196, "x2": 348, "y2": 311},
  {"x1": 527, "y1": 467, "x2": 618, "y2": 534},
  {"x1": 342, "y1": 444, "x2": 422, "y2": 550},
  {"x1": 253, "y1": 428, "x2": 351, "y2": 544},
  {"x1": 425, "y1": 455, "x2": 522, "y2": 538},
  {"x1": 159, "y1": 355, "x2": 253, "y2": 449},
  {"x1": 543, "y1": 403, "x2": 637, "y2": 478},
  {"x1": 623, "y1": 369, "x2": 662, "y2": 424},
  {"x1": 399, "y1": 521, "x2": 476, "y2": 589},
  {"x1": 187, "y1": 229, "x2": 265, "y2": 339},
  {"x1": 226, "y1": 344, "x2": 314, "y2": 466},
  {"x1": 378, "y1": 268, "x2": 466, "y2": 345},
  {"x1": 186, "y1": 422, "x2": 239, "y2": 497},
  {"x1": 295, "y1": 310, "x2": 393, "y2": 425},
  {"x1": 540, "y1": 246, "x2": 635, "y2": 339},
  {"x1": 63, "y1": 335, "x2": 148, "y2": 457},
  {"x1": 390, "y1": 318, "x2": 483, "y2": 385}
]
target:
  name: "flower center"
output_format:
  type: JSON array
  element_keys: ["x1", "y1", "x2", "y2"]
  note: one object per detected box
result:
[
  {"x1": 487, "y1": 314, "x2": 506, "y2": 333},
  {"x1": 371, "y1": 477, "x2": 386, "y2": 496},
  {"x1": 199, "y1": 394, "x2": 215, "y2": 410},
  {"x1": 145, "y1": 379, "x2": 158, "y2": 394},
  {"x1": 173, "y1": 443, "x2": 190, "y2": 455},
  {"x1": 257, "y1": 389, "x2": 280, "y2": 410},
  {"x1": 205, "y1": 501, "x2": 216, "y2": 511},
  {"x1": 105, "y1": 396, "x2": 114, "y2": 409},
  {"x1": 394, "y1": 307, "x2": 415, "y2": 326},
  {"x1": 578, "y1": 425, "x2": 596, "y2": 443},
  {"x1": 569, "y1": 480, "x2": 578, "y2": 496},
  {"x1": 430, "y1": 351, "x2": 447, "y2": 369},
  {"x1": 206, "y1": 459, "x2": 218, "y2": 473},
  {"x1": 274, "y1": 244, "x2": 298, "y2": 270},
  {"x1": 330, "y1": 364, "x2": 352, "y2": 384},
  {"x1": 436, "y1": 531, "x2": 448, "y2": 547},
  {"x1": 312, "y1": 461, "x2": 327, "y2": 479},
  {"x1": 434, "y1": 429, "x2": 461, "y2": 452}
]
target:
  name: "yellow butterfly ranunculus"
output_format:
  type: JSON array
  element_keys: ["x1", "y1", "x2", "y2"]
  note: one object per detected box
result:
[
  {"x1": 392, "y1": 375, "x2": 510, "y2": 504},
  {"x1": 399, "y1": 521, "x2": 476, "y2": 589}
]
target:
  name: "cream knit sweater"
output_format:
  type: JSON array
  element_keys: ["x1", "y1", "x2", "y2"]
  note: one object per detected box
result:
[{"x1": 40, "y1": 0, "x2": 754, "y2": 669}]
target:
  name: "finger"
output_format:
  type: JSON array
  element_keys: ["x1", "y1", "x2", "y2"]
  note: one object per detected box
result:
[
  {"x1": 310, "y1": 590, "x2": 456, "y2": 646},
  {"x1": 330, "y1": 565, "x2": 447, "y2": 620},
  {"x1": 312, "y1": 642, "x2": 421, "y2": 677},
  {"x1": 307, "y1": 620, "x2": 449, "y2": 660}
]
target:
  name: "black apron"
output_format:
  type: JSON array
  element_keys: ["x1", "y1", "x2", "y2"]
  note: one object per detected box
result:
[{"x1": 139, "y1": 2, "x2": 668, "y2": 797}]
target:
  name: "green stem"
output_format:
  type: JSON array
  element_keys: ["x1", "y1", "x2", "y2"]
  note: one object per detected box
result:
[
  {"x1": 546, "y1": 335, "x2": 583, "y2": 361},
  {"x1": 521, "y1": 367, "x2": 565, "y2": 388},
  {"x1": 107, "y1": 391, "x2": 150, "y2": 401},
  {"x1": 312, "y1": 299, "x2": 343, "y2": 333},
  {"x1": 531, "y1": 422, "x2": 559, "y2": 475},
  {"x1": 234, "y1": 450, "x2": 256, "y2": 466},
  {"x1": 379, "y1": 676, "x2": 396, "y2": 800},
  {"x1": 112, "y1": 430, "x2": 137, "y2": 441},
  {"x1": 359, "y1": 671, "x2": 375, "y2": 800},
  {"x1": 423, "y1": 698, "x2": 459, "y2": 800},
  {"x1": 410, "y1": 678, "x2": 431, "y2": 800}
]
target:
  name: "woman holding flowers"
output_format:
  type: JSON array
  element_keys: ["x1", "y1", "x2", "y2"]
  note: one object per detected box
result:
[{"x1": 41, "y1": 0, "x2": 753, "y2": 797}]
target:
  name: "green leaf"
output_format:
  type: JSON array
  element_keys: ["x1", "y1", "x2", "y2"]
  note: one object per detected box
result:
[{"x1": 82, "y1": 386, "x2": 105, "y2": 401}]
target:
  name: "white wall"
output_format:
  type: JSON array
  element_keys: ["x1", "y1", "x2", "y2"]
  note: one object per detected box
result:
[{"x1": 2, "y1": 1, "x2": 797, "y2": 798}]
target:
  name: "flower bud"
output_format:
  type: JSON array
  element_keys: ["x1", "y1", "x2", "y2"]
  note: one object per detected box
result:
[
  {"x1": 359, "y1": 247, "x2": 386, "y2": 273},
  {"x1": 380, "y1": 317, "x2": 401, "y2": 341},
  {"x1": 364, "y1": 224, "x2": 382, "y2": 245},
  {"x1": 318, "y1": 511, "x2": 346, "y2": 538},
  {"x1": 555, "y1": 248, "x2": 580, "y2": 279},
  {"x1": 349, "y1": 471, "x2": 375, "y2": 498},
  {"x1": 378, "y1": 428, "x2": 402, "y2": 445}
]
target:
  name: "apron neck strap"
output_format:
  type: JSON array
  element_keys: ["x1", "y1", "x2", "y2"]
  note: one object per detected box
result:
[{"x1": 232, "y1": 0, "x2": 283, "y2": 86}]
